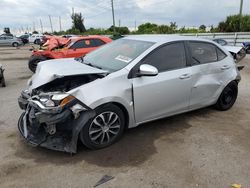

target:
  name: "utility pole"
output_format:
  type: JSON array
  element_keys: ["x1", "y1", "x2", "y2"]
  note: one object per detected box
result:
[
  {"x1": 134, "y1": 20, "x2": 137, "y2": 31},
  {"x1": 119, "y1": 19, "x2": 121, "y2": 27},
  {"x1": 239, "y1": 0, "x2": 243, "y2": 16},
  {"x1": 33, "y1": 22, "x2": 36, "y2": 32},
  {"x1": 111, "y1": 0, "x2": 116, "y2": 33},
  {"x1": 48, "y1": 15, "x2": 53, "y2": 33},
  {"x1": 40, "y1": 19, "x2": 43, "y2": 33},
  {"x1": 59, "y1": 16, "x2": 62, "y2": 32}
]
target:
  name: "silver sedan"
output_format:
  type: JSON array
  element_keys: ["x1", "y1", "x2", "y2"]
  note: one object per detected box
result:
[
  {"x1": 0, "y1": 35, "x2": 22, "y2": 47},
  {"x1": 18, "y1": 35, "x2": 241, "y2": 153}
]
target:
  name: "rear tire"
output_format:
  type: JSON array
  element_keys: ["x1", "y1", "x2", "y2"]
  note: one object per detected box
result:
[
  {"x1": 12, "y1": 42, "x2": 18, "y2": 47},
  {"x1": 28, "y1": 56, "x2": 47, "y2": 73},
  {"x1": 215, "y1": 81, "x2": 238, "y2": 111},
  {"x1": 80, "y1": 104, "x2": 125, "y2": 150},
  {"x1": 1, "y1": 76, "x2": 6, "y2": 87}
]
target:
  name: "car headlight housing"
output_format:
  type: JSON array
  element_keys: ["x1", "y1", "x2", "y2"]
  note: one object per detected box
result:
[{"x1": 39, "y1": 93, "x2": 75, "y2": 107}]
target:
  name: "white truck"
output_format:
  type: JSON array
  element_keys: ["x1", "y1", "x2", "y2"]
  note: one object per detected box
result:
[{"x1": 29, "y1": 34, "x2": 44, "y2": 44}]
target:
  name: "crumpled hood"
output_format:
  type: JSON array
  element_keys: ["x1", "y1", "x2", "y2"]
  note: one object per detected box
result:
[{"x1": 30, "y1": 58, "x2": 108, "y2": 89}]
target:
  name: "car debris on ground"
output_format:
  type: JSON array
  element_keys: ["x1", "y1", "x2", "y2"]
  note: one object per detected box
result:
[
  {"x1": 0, "y1": 64, "x2": 6, "y2": 87},
  {"x1": 94, "y1": 175, "x2": 114, "y2": 187}
]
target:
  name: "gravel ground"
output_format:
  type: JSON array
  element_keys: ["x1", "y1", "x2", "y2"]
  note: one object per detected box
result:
[{"x1": 0, "y1": 45, "x2": 249, "y2": 188}]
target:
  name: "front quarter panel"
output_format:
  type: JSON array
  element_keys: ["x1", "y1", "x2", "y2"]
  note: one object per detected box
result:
[{"x1": 68, "y1": 69, "x2": 136, "y2": 128}]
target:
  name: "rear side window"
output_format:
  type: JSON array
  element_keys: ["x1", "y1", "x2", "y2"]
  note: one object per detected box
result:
[
  {"x1": 70, "y1": 39, "x2": 104, "y2": 49},
  {"x1": 142, "y1": 42, "x2": 187, "y2": 72},
  {"x1": 217, "y1": 48, "x2": 227, "y2": 61},
  {"x1": 92, "y1": 39, "x2": 106, "y2": 46},
  {"x1": 189, "y1": 42, "x2": 217, "y2": 64}
]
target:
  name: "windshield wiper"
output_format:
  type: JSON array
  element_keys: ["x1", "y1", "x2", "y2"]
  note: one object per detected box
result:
[
  {"x1": 84, "y1": 61, "x2": 103, "y2": 70},
  {"x1": 74, "y1": 56, "x2": 84, "y2": 63}
]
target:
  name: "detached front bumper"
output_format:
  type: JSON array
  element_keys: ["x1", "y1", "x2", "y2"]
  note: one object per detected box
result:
[{"x1": 17, "y1": 91, "x2": 95, "y2": 154}]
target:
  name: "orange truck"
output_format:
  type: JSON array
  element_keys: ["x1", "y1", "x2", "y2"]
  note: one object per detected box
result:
[{"x1": 28, "y1": 35, "x2": 112, "y2": 72}]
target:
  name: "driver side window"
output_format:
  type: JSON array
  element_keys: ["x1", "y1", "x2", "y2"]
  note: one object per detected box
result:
[{"x1": 142, "y1": 42, "x2": 187, "y2": 72}]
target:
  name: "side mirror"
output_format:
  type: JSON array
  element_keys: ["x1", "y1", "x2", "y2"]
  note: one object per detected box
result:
[{"x1": 137, "y1": 64, "x2": 158, "y2": 77}]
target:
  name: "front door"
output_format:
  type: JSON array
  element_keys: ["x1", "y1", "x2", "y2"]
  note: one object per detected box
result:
[{"x1": 132, "y1": 42, "x2": 193, "y2": 123}]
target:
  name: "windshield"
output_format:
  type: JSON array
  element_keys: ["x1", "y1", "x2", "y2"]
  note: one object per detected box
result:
[{"x1": 83, "y1": 39, "x2": 155, "y2": 72}]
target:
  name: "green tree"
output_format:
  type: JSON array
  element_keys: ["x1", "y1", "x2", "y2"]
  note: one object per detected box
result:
[
  {"x1": 71, "y1": 12, "x2": 86, "y2": 33},
  {"x1": 137, "y1": 22, "x2": 158, "y2": 34},
  {"x1": 169, "y1": 22, "x2": 177, "y2": 33},
  {"x1": 108, "y1": 26, "x2": 130, "y2": 35},
  {"x1": 217, "y1": 15, "x2": 250, "y2": 32},
  {"x1": 199, "y1": 24, "x2": 206, "y2": 31},
  {"x1": 157, "y1": 25, "x2": 171, "y2": 34}
]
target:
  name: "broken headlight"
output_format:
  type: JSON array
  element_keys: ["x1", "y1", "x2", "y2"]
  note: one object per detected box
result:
[
  {"x1": 40, "y1": 98, "x2": 55, "y2": 107},
  {"x1": 39, "y1": 93, "x2": 74, "y2": 107}
]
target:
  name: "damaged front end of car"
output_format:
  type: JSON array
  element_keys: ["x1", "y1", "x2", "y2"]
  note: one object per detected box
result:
[
  {"x1": 17, "y1": 59, "x2": 108, "y2": 153},
  {"x1": 18, "y1": 90, "x2": 95, "y2": 154}
]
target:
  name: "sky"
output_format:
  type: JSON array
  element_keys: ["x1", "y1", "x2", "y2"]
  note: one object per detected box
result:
[{"x1": 0, "y1": 0, "x2": 250, "y2": 34}]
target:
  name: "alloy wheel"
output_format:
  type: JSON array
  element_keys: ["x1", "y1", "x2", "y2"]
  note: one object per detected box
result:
[{"x1": 89, "y1": 112, "x2": 121, "y2": 145}]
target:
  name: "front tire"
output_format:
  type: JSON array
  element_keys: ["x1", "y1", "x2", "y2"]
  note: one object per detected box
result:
[
  {"x1": 28, "y1": 56, "x2": 47, "y2": 73},
  {"x1": 215, "y1": 81, "x2": 238, "y2": 111},
  {"x1": 80, "y1": 104, "x2": 125, "y2": 149}
]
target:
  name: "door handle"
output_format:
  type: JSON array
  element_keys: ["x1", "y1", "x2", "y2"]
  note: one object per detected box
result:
[
  {"x1": 179, "y1": 74, "x2": 191, "y2": 79},
  {"x1": 221, "y1": 65, "x2": 230, "y2": 70}
]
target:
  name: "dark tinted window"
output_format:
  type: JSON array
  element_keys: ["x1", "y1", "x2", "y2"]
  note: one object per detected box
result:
[
  {"x1": 70, "y1": 39, "x2": 99, "y2": 49},
  {"x1": 189, "y1": 42, "x2": 217, "y2": 64},
  {"x1": 213, "y1": 39, "x2": 227, "y2": 46},
  {"x1": 70, "y1": 39, "x2": 105, "y2": 49},
  {"x1": 217, "y1": 48, "x2": 227, "y2": 61},
  {"x1": 142, "y1": 42, "x2": 186, "y2": 72},
  {"x1": 93, "y1": 39, "x2": 106, "y2": 46}
]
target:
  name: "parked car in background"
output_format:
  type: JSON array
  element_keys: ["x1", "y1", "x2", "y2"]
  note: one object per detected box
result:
[
  {"x1": 18, "y1": 36, "x2": 241, "y2": 153},
  {"x1": 0, "y1": 33, "x2": 14, "y2": 37},
  {"x1": 212, "y1": 38, "x2": 228, "y2": 46},
  {"x1": 0, "y1": 35, "x2": 22, "y2": 47},
  {"x1": 29, "y1": 34, "x2": 44, "y2": 44},
  {"x1": 0, "y1": 64, "x2": 6, "y2": 87},
  {"x1": 62, "y1": 34, "x2": 80, "y2": 38},
  {"x1": 243, "y1": 42, "x2": 250, "y2": 53},
  {"x1": 18, "y1": 34, "x2": 30, "y2": 45},
  {"x1": 28, "y1": 35, "x2": 112, "y2": 72},
  {"x1": 213, "y1": 38, "x2": 246, "y2": 62}
]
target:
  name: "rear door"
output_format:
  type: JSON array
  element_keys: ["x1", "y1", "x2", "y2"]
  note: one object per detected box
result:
[
  {"x1": 188, "y1": 41, "x2": 231, "y2": 108},
  {"x1": 132, "y1": 42, "x2": 193, "y2": 123},
  {"x1": 5, "y1": 36, "x2": 13, "y2": 45},
  {"x1": 0, "y1": 36, "x2": 6, "y2": 46}
]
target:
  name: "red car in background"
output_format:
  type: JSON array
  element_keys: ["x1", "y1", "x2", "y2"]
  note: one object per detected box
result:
[{"x1": 28, "y1": 35, "x2": 112, "y2": 72}]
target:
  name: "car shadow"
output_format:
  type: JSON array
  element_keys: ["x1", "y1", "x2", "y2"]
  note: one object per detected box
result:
[{"x1": 14, "y1": 107, "x2": 214, "y2": 167}]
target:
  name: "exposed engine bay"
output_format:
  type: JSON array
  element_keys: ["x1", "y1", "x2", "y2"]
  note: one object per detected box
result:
[{"x1": 33, "y1": 74, "x2": 104, "y2": 94}]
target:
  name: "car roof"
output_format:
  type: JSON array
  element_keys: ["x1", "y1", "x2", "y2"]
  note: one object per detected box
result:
[{"x1": 124, "y1": 35, "x2": 214, "y2": 44}]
